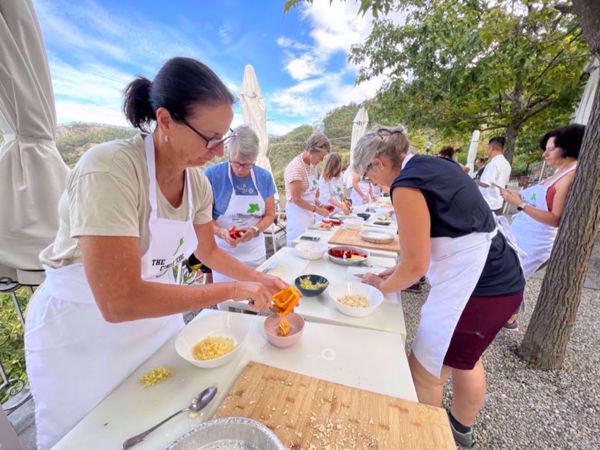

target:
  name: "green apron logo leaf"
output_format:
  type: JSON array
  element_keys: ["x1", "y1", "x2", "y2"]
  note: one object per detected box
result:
[
  {"x1": 172, "y1": 237, "x2": 184, "y2": 256},
  {"x1": 247, "y1": 203, "x2": 260, "y2": 214}
]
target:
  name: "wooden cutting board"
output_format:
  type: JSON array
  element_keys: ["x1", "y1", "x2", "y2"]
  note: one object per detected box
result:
[
  {"x1": 329, "y1": 228, "x2": 400, "y2": 253},
  {"x1": 215, "y1": 361, "x2": 455, "y2": 449}
]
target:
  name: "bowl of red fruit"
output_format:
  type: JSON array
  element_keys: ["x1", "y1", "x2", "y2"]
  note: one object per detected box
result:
[{"x1": 327, "y1": 246, "x2": 369, "y2": 266}]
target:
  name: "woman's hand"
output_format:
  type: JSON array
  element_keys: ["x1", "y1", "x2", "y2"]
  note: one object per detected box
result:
[
  {"x1": 501, "y1": 189, "x2": 523, "y2": 207},
  {"x1": 256, "y1": 273, "x2": 288, "y2": 295},
  {"x1": 232, "y1": 281, "x2": 272, "y2": 312},
  {"x1": 218, "y1": 227, "x2": 239, "y2": 247},
  {"x1": 341, "y1": 204, "x2": 351, "y2": 215},
  {"x1": 237, "y1": 228, "x2": 254, "y2": 243},
  {"x1": 377, "y1": 267, "x2": 395, "y2": 280},
  {"x1": 361, "y1": 272, "x2": 385, "y2": 289}
]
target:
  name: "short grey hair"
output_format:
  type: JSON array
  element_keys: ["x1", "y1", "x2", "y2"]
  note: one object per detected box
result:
[
  {"x1": 304, "y1": 132, "x2": 331, "y2": 153},
  {"x1": 227, "y1": 125, "x2": 259, "y2": 161},
  {"x1": 351, "y1": 125, "x2": 409, "y2": 177}
]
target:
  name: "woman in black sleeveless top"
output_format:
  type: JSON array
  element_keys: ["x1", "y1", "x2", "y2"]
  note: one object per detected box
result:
[{"x1": 354, "y1": 126, "x2": 524, "y2": 449}]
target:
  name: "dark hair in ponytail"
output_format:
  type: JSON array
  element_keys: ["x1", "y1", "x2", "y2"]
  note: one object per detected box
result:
[{"x1": 123, "y1": 57, "x2": 235, "y2": 132}]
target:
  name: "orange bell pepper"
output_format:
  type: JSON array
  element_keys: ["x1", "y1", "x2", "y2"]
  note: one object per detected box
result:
[{"x1": 272, "y1": 286, "x2": 301, "y2": 317}]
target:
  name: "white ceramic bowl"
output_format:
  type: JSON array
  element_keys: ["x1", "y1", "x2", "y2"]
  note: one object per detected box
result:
[
  {"x1": 175, "y1": 313, "x2": 248, "y2": 368},
  {"x1": 328, "y1": 282, "x2": 384, "y2": 317},
  {"x1": 294, "y1": 241, "x2": 328, "y2": 260},
  {"x1": 343, "y1": 217, "x2": 365, "y2": 230}
]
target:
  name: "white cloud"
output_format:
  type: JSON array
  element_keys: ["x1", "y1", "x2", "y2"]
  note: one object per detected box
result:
[
  {"x1": 55, "y1": 100, "x2": 128, "y2": 126},
  {"x1": 272, "y1": 0, "x2": 405, "y2": 121},
  {"x1": 219, "y1": 23, "x2": 233, "y2": 45},
  {"x1": 276, "y1": 37, "x2": 310, "y2": 51}
]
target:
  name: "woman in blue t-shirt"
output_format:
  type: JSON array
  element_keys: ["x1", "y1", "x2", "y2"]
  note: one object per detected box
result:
[
  {"x1": 204, "y1": 126, "x2": 277, "y2": 284},
  {"x1": 354, "y1": 125, "x2": 525, "y2": 449}
]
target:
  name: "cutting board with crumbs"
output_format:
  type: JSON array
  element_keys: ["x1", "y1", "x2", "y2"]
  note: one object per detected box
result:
[
  {"x1": 329, "y1": 228, "x2": 400, "y2": 253},
  {"x1": 215, "y1": 361, "x2": 454, "y2": 449}
]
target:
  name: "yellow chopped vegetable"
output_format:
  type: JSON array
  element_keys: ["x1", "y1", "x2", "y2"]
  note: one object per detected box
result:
[
  {"x1": 338, "y1": 294, "x2": 370, "y2": 308},
  {"x1": 298, "y1": 277, "x2": 327, "y2": 290},
  {"x1": 193, "y1": 336, "x2": 235, "y2": 361},
  {"x1": 277, "y1": 319, "x2": 292, "y2": 336},
  {"x1": 139, "y1": 367, "x2": 174, "y2": 387}
]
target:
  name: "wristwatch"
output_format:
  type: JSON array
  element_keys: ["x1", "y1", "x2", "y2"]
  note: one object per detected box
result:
[
  {"x1": 250, "y1": 226, "x2": 260, "y2": 237},
  {"x1": 517, "y1": 203, "x2": 527, "y2": 211}
]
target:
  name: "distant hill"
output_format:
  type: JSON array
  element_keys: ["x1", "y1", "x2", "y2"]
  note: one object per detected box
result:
[
  {"x1": 56, "y1": 123, "x2": 137, "y2": 166},
  {"x1": 1, "y1": 105, "x2": 361, "y2": 190},
  {"x1": 267, "y1": 103, "x2": 359, "y2": 192}
]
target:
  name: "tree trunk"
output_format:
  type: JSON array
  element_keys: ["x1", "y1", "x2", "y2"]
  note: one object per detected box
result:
[
  {"x1": 519, "y1": 66, "x2": 600, "y2": 369},
  {"x1": 504, "y1": 122, "x2": 520, "y2": 164}
]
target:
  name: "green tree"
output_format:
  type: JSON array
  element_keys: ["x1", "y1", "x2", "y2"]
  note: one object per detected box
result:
[{"x1": 289, "y1": 0, "x2": 589, "y2": 162}]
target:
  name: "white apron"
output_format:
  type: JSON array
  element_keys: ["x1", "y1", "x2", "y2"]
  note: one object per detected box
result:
[
  {"x1": 510, "y1": 166, "x2": 576, "y2": 279},
  {"x1": 24, "y1": 135, "x2": 198, "y2": 449},
  {"x1": 213, "y1": 164, "x2": 266, "y2": 283},
  {"x1": 351, "y1": 179, "x2": 371, "y2": 206},
  {"x1": 286, "y1": 161, "x2": 318, "y2": 246},
  {"x1": 413, "y1": 229, "x2": 496, "y2": 377}
]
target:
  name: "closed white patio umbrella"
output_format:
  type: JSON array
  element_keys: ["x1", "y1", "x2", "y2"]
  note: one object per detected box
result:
[
  {"x1": 466, "y1": 129, "x2": 480, "y2": 176},
  {"x1": 350, "y1": 106, "x2": 369, "y2": 165},
  {"x1": 239, "y1": 64, "x2": 272, "y2": 174},
  {"x1": 0, "y1": 0, "x2": 69, "y2": 279}
]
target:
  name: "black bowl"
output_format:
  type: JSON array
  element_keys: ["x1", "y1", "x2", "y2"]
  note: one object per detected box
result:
[
  {"x1": 294, "y1": 274, "x2": 329, "y2": 297},
  {"x1": 356, "y1": 212, "x2": 371, "y2": 221}
]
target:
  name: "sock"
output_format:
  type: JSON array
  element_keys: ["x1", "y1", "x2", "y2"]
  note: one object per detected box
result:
[{"x1": 448, "y1": 410, "x2": 472, "y2": 434}]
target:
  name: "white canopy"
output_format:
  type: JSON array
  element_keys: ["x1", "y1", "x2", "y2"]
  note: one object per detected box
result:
[
  {"x1": 466, "y1": 129, "x2": 480, "y2": 176},
  {"x1": 350, "y1": 106, "x2": 369, "y2": 165},
  {"x1": 0, "y1": 0, "x2": 68, "y2": 275},
  {"x1": 239, "y1": 64, "x2": 272, "y2": 174},
  {"x1": 573, "y1": 58, "x2": 599, "y2": 125}
]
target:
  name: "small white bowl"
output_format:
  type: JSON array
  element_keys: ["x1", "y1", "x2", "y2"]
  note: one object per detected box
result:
[
  {"x1": 295, "y1": 241, "x2": 328, "y2": 260},
  {"x1": 328, "y1": 282, "x2": 384, "y2": 317},
  {"x1": 175, "y1": 312, "x2": 248, "y2": 369}
]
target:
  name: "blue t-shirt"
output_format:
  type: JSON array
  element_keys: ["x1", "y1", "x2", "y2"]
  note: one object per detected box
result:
[
  {"x1": 204, "y1": 162, "x2": 276, "y2": 220},
  {"x1": 391, "y1": 155, "x2": 525, "y2": 296}
]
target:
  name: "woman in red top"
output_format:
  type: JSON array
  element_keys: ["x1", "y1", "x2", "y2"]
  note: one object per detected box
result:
[{"x1": 501, "y1": 124, "x2": 584, "y2": 328}]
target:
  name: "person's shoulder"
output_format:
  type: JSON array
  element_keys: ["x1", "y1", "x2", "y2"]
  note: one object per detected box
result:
[
  {"x1": 72, "y1": 134, "x2": 144, "y2": 180},
  {"x1": 204, "y1": 161, "x2": 226, "y2": 178}
]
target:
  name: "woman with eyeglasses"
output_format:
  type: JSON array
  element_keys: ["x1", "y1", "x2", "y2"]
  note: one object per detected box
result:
[
  {"x1": 500, "y1": 124, "x2": 584, "y2": 330},
  {"x1": 24, "y1": 57, "x2": 287, "y2": 449},
  {"x1": 284, "y1": 132, "x2": 332, "y2": 245},
  {"x1": 354, "y1": 126, "x2": 525, "y2": 449},
  {"x1": 204, "y1": 125, "x2": 277, "y2": 284}
]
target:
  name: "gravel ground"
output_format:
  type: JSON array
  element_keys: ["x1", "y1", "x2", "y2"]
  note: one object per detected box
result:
[{"x1": 402, "y1": 278, "x2": 600, "y2": 450}]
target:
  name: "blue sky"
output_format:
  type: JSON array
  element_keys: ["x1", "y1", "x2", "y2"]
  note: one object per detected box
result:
[{"x1": 34, "y1": 0, "x2": 395, "y2": 135}]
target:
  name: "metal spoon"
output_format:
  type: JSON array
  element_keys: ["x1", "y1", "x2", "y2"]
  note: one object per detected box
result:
[{"x1": 122, "y1": 386, "x2": 217, "y2": 449}]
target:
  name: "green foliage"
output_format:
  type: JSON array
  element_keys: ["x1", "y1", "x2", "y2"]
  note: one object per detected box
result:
[
  {"x1": 57, "y1": 123, "x2": 137, "y2": 167},
  {"x1": 0, "y1": 289, "x2": 30, "y2": 403},
  {"x1": 348, "y1": 0, "x2": 589, "y2": 160}
]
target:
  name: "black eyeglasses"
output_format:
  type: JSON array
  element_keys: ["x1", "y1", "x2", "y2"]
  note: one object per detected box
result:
[{"x1": 178, "y1": 116, "x2": 234, "y2": 150}]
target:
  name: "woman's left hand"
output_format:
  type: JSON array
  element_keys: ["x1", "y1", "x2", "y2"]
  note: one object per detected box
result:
[
  {"x1": 501, "y1": 189, "x2": 522, "y2": 206},
  {"x1": 257, "y1": 273, "x2": 289, "y2": 295},
  {"x1": 361, "y1": 272, "x2": 384, "y2": 290},
  {"x1": 238, "y1": 228, "x2": 255, "y2": 243}
]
